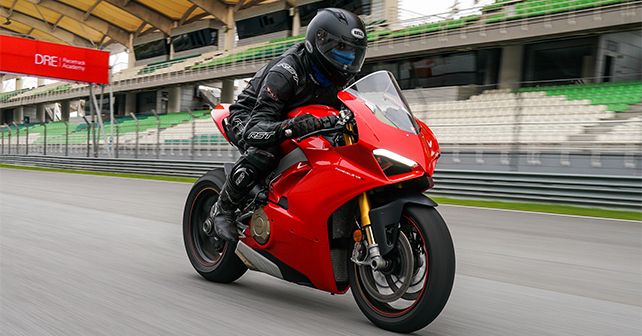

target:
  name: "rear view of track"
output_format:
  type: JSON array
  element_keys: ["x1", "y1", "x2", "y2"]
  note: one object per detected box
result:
[{"x1": 1, "y1": 168, "x2": 640, "y2": 336}]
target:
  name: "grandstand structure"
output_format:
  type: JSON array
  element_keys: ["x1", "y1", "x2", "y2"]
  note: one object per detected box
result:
[{"x1": 1, "y1": 0, "x2": 641, "y2": 174}]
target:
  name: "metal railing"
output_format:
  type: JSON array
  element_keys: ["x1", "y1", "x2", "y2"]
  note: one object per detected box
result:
[
  {"x1": 1, "y1": 88, "x2": 640, "y2": 175},
  {"x1": 1, "y1": 155, "x2": 639, "y2": 210}
]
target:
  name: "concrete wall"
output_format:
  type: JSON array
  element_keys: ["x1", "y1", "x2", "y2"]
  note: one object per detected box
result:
[
  {"x1": 367, "y1": 0, "x2": 397, "y2": 25},
  {"x1": 173, "y1": 46, "x2": 219, "y2": 59},
  {"x1": 167, "y1": 86, "x2": 197, "y2": 113},
  {"x1": 22, "y1": 106, "x2": 36, "y2": 123},
  {"x1": 220, "y1": 79, "x2": 236, "y2": 104},
  {"x1": 180, "y1": 85, "x2": 200, "y2": 112},
  {"x1": 595, "y1": 30, "x2": 642, "y2": 81},
  {"x1": 237, "y1": 31, "x2": 290, "y2": 47},
  {"x1": 403, "y1": 85, "x2": 481, "y2": 105}
]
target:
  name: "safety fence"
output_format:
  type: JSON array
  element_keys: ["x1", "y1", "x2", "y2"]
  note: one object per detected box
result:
[
  {"x1": 1, "y1": 155, "x2": 640, "y2": 211},
  {"x1": 2, "y1": 86, "x2": 641, "y2": 177}
]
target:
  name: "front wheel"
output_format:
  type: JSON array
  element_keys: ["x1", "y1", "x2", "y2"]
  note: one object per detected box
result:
[
  {"x1": 349, "y1": 206, "x2": 455, "y2": 333},
  {"x1": 183, "y1": 169, "x2": 247, "y2": 282}
]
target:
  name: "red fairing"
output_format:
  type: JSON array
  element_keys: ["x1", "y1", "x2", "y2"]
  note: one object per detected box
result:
[
  {"x1": 415, "y1": 118, "x2": 440, "y2": 176},
  {"x1": 338, "y1": 91, "x2": 440, "y2": 176},
  {"x1": 211, "y1": 104, "x2": 231, "y2": 142},
  {"x1": 211, "y1": 85, "x2": 441, "y2": 294}
]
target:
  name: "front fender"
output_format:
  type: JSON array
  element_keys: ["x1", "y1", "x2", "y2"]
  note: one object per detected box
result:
[{"x1": 368, "y1": 194, "x2": 437, "y2": 256}]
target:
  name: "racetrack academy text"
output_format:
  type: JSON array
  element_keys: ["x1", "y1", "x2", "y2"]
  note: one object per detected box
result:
[{"x1": 34, "y1": 54, "x2": 87, "y2": 72}]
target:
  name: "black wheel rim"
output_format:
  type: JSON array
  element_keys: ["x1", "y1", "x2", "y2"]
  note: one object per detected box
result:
[
  {"x1": 190, "y1": 187, "x2": 226, "y2": 266},
  {"x1": 354, "y1": 215, "x2": 429, "y2": 317}
]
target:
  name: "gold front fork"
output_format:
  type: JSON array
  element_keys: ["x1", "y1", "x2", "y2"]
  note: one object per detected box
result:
[
  {"x1": 343, "y1": 127, "x2": 376, "y2": 246},
  {"x1": 358, "y1": 194, "x2": 375, "y2": 245}
]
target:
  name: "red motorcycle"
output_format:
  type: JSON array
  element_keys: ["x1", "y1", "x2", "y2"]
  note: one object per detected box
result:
[{"x1": 183, "y1": 71, "x2": 455, "y2": 333}]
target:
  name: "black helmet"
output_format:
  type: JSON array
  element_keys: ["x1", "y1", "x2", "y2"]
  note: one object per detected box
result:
[{"x1": 305, "y1": 8, "x2": 368, "y2": 86}]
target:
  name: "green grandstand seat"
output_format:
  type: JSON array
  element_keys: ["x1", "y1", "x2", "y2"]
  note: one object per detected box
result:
[
  {"x1": 494, "y1": 0, "x2": 629, "y2": 20},
  {"x1": 138, "y1": 54, "x2": 200, "y2": 75},
  {"x1": 487, "y1": 13, "x2": 506, "y2": 23},
  {"x1": 0, "y1": 88, "x2": 31, "y2": 103},
  {"x1": 518, "y1": 81, "x2": 642, "y2": 112},
  {"x1": 367, "y1": 29, "x2": 391, "y2": 42}
]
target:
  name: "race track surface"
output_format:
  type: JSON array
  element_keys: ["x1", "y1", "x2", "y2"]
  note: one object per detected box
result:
[{"x1": 1, "y1": 168, "x2": 640, "y2": 336}]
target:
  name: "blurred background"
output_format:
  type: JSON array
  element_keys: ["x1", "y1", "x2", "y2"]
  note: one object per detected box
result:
[
  {"x1": 0, "y1": 1, "x2": 640, "y2": 335},
  {"x1": 1, "y1": 0, "x2": 640, "y2": 208}
]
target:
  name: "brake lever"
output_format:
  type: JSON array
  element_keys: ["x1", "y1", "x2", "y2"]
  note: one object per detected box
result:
[{"x1": 295, "y1": 125, "x2": 346, "y2": 142}]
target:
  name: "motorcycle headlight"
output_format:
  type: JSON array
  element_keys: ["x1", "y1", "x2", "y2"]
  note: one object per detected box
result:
[{"x1": 373, "y1": 149, "x2": 418, "y2": 177}]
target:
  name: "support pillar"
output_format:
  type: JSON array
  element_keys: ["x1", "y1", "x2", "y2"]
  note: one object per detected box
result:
[
  {"x1": 125, "y1": 92, "x2": 136, "y2": 115},
  {"x1": 168, "y1": 86, "x2": 182, "y2": 113},
  {"x1": 36, "y1": 104, "x2": 46, "y2": 122},
  {"x1": 292, "y1": 7, "x2": 301, "y2": 36},
  {"x1": 220, "y1": 79, "x2": 235, "y2": 104},
  {"x1": 0, "y1": 74, "x2": 5, "y2": 93},
  {"x1": 224, "y1": 6, "x2": 236, "y2": 51},
  {"x1": 155, "y1": 90, "x2": 167, "y2": 114},
  {"x1": 498, "y1": 45, "x2": 524, "y2": 90},
  {"x1": 127, "y1": 33, "x2": 136, "y2": 67},
  {"x1": 13, "y1": 107, "x2": 24, "y2": 123},
  {"x1": 382, "y1": 0, "x2": 399, "y2": 25},
  {"x1": 61, "y1": 100, "x2": 71, "y2": 121},
  {"x1": 37, "y1": 78, "x2": 46, "y2": 87},
  {"x1": 15, "y1": 77, "x2": 23, "y2": 90}
]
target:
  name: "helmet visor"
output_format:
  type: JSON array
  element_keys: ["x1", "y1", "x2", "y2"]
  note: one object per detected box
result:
[{"x1": 315, "y1": 30, "x2": 366, "y2": 74}]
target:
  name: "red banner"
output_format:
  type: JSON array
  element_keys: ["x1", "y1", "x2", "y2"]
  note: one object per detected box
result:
[{"x1": 0, "y1": 35, "x2": 109, "y2": 84}]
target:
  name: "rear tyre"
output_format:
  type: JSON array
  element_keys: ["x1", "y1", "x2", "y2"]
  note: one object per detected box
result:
[
  {"x1": 183, "y1": 169, "x2": 247, "y2": 283},
  {"x1": 349, "y1": 205, "x2": 455, "y2": 333}
]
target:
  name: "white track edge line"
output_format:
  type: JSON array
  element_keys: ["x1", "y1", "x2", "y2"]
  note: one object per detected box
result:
[{"x1": 439, "y1": 204, "x2": 641, "y2": 223}]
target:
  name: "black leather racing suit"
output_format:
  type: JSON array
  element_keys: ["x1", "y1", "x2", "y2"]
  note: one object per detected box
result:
[
  {"x1": 227, "y1": 42, "x2": 342, "y2": 150},
  {"x1": 221, "y1": 42, "x2": 343, "y2": 209}
]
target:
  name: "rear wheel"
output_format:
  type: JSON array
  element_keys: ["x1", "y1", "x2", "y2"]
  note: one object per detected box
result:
[
  {"x1": 183, "y1": 169, "x2": 247, "y2": 282},
  {"x1": 349, "y1": 206, "x2": 455, "y2": 333}
]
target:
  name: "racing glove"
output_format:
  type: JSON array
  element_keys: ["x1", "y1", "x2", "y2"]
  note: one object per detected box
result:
[{"x1": 280, "y1": 114, "x2": 338, "y2": 138}]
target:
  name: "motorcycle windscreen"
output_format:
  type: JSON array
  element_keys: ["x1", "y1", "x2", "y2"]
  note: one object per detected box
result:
[
  {"x1": 345, "y1": 71, "x2": 419, "y2": 134},
  {"x1": 339, "y1": 71, "x2": 432, "y2": 172}
]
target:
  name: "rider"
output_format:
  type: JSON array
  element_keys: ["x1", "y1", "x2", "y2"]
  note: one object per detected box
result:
[{"x1": 204, "y1": 8, "x2": 368, "y2": 242}]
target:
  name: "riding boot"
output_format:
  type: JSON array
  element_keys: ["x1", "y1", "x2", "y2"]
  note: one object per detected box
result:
[{"x1": 205, "y1": 181, "x2": 244, "y2": 242}]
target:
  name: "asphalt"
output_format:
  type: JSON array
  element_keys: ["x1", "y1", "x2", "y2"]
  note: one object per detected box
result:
[{"x1": 1, "y1": 168, "x2": 640, "y2": 336}]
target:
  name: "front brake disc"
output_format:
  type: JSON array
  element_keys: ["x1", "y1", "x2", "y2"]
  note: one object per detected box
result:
[{"x1": 358, "y1": 232, "x2": 414, "y2": 303}]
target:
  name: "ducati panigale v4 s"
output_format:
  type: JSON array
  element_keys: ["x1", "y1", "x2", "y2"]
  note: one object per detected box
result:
[{"x1": 183, "y1": 71, "x2": 455, "y2": 333}]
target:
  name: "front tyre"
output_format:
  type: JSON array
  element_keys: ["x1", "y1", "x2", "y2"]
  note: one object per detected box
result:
[
  {"x1": 349, "y1": 205, "x2": 455, "y2": 333},
  {"x1": 183, "y1": 169, "x2": 247, "y2": 283}
]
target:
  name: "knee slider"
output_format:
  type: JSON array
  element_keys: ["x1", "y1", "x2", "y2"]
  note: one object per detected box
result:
[{"x1": 229, "y1": 163, "x2": 257, "y2": 192}]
